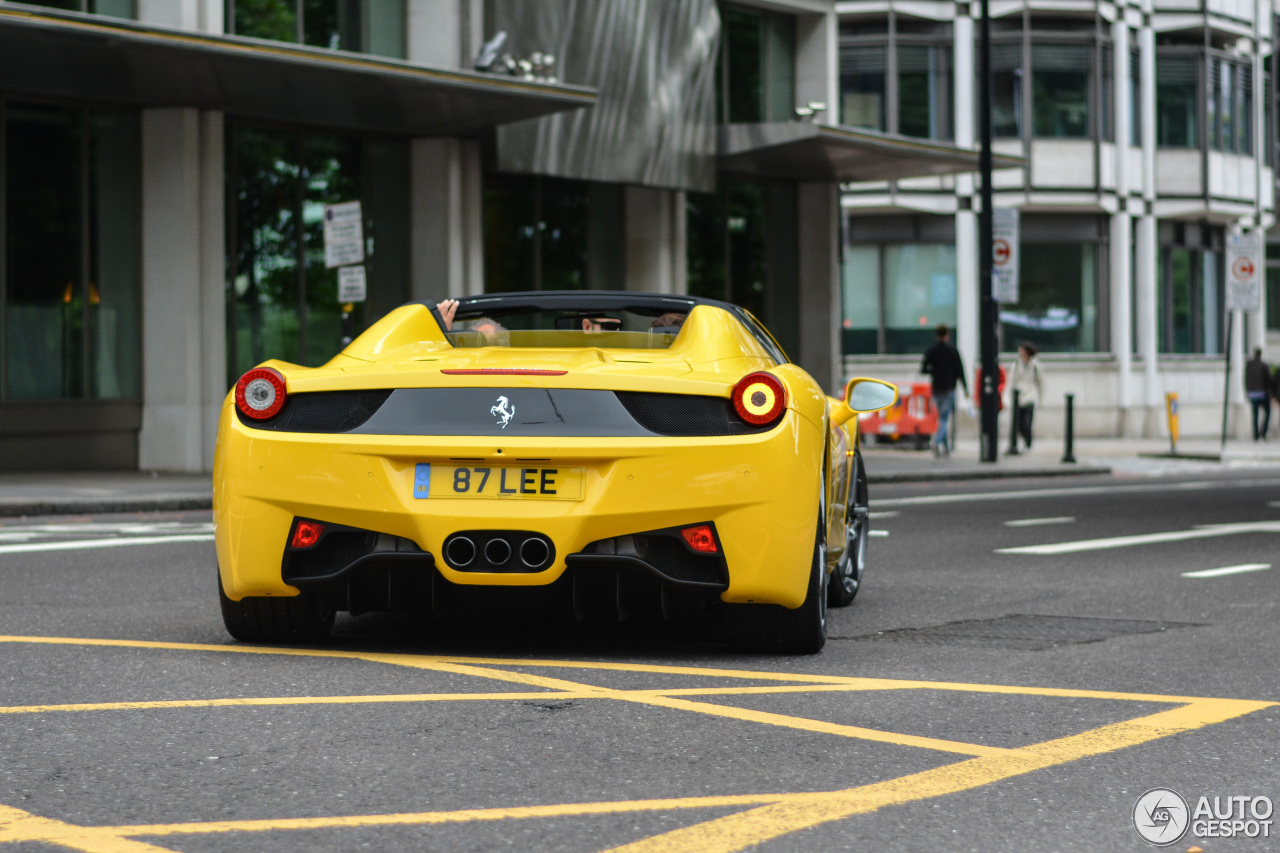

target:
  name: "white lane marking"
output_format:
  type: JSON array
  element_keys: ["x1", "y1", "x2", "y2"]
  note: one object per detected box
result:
[
  {"x1": 868, "y1": 511, "x2": 899, "y2": 519},
  {"x1": 996, "y1": 522, "x2": 1280, "y2": 555},
  {"x1": 1182, "y1": 563, "x2": 1272, "y2": 579},
  {"x1": 1004, "y1": 517, "x2": 1076, "y2": 528},
  {"x1": 875, "y1": 478, "x2": 1280, "y2": 507},
  {"x1": 0, "y1": 535, "x2": 214, "y2": 555},
  {"x1": 1269, "y1": 501, "x2": 1280, "y2": 508},
  {"x1": 0, "y1": 522, "x2": 213, "y2": 535},
  {"x1": 868, "y1": 530, "x2": 889, "y2": 538}
]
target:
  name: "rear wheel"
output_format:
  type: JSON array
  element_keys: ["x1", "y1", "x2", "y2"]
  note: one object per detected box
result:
[
  {"x1": 829, "y1": 451, "x2": 868, "y2": 607},
  {"x1": 218, "y1": 568, "x2": 334, "y2": 643},
  {"x1": 726, "y1": 517, "x2": 827, "y2": 654}
]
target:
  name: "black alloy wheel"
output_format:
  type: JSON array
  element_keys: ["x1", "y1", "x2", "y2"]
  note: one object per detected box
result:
[
  {"x1": 828, "y1": 450, "x2": 868, "y2": 607},
  {"x1": 218, "y1": 566, "x2": 334, "y2": 643}
]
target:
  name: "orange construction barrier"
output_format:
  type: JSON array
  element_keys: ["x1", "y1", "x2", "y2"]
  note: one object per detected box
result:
[{"x1": 858, "y1": 382, "x2": 939, "y2": 449}]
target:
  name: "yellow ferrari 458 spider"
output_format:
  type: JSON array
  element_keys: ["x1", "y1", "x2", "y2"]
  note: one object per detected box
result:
[{"x1": 214, "y1": 292, "x2": 896, "y2": 652}]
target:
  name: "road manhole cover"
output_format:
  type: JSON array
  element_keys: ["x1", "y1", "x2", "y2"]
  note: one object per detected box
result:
[{"x1": 841, "y1": 614, "x2": 1202, "y2": 650}]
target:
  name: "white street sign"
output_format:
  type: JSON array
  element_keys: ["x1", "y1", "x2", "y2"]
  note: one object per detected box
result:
[
  {"x1": 337, "y1": 265, "x2": 367, "y2": 303},
  {"x1": 992, "y1": 208, "x2": 1020, "y2": 303},
  {"x1": 324, "y1": 200, "x2": 364, "y2": 269},
  {"x1": 1225, "y1": 231, "x2": 1263, "y2": 312}
]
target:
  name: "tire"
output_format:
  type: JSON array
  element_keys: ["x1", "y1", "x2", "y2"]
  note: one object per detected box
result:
[
  {"x1": 218, "y1": 567, "x2": 334, "y2": 643},
  {"x1": 726, "y1": 516, "x2": 828, "y2": 654},
  {"x1": 828, "y1": 450, "x2": 868, "y2": 608}
]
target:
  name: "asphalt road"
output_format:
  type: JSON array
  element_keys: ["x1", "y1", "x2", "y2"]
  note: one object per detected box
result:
[{"x1": 1, "y1": 467, "x2": 1278, "y2": 852}]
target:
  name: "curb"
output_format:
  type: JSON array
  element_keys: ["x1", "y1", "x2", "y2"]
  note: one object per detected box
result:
[
  {"x1": 867, "y1": 465, "x2": 1111, "y2": 484},
  {"x1": 0, "y1": 496, "x2": 213, "y2": 519}
]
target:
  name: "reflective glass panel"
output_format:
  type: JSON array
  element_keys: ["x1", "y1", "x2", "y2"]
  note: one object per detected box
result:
[
  {"x1": 992, "y1": 43, "x2": 1022, "y2": 138},
  {"x1": 899, "y1": 44, "x2": 948, "y2": 139},
  {"x1": 1156, "y1": 57, "x2": 1198, "y2": 147},
  {"x1": 840, "y1": 45, "x2": 886, "y2": 130},
  {"x1": 302, "y1": 134, "x2": 361, "y2": 366},
  {"x1": 1002, "y1": 243, "x2": 1097, "y2": 353},
  {"x1": 883, "y1": 243, "x2": 957, "y2": 355},
  {"x1": 88, "y1": 111, "x2": 141, "y2": 399},
  {"x1": 841, "y1": 245, "x2": 879, "y2": 355},
  {"x1": 233, "y1": 0, "x2": 298, "y2": 42},
  {"x1": 5, "y1": 104, "x2": 84, "y2": 400},
  {"x1": 1032, "y1": 44, "x2": 1090, "y2": 138}
]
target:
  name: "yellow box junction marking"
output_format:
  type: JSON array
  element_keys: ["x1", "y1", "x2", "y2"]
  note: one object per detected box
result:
[{"x1": 0, "y1": 635, "x2": 1272, "y2": 853}]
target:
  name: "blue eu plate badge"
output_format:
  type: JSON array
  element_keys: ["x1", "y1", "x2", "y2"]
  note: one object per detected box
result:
[{"x1": 414, "y1": 463, "x2": 431, "y2": 499}]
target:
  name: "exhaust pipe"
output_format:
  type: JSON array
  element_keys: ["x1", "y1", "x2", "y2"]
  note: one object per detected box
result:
[
  {"x1": 445, "y1": 536, "x2": 476, "y2": 568},
  {"x1": 484, "y1": 537, "x2": 512, "y2": 567},
  {"x1": 519, "y1": 536, "x2": 551, "y2": 569}
]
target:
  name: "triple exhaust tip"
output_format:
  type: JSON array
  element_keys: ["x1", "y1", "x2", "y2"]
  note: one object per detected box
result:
[{"x1": 446, "y1": 534, "x2": 551, "y2": 570}]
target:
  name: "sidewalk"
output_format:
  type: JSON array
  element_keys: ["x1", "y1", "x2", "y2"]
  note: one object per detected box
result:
[
  {"x1": 1, "y1": 436, "x2": 1279, "y2": 517},
  {"x1": 862, "y1": 434, "x2": 1280, "y2": 484}
]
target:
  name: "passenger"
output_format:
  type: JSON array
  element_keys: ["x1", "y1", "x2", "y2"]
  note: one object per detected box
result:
[
  {"x1": 582, "y1": 316, "x2": 623, "y2": 332},
  {"x1": 437, "y1": 298, "x2": 459, "y2": 331},
  {"x1": 467, "y1": 317, "x2": 508, "y2": 345},
  {"x1": 649, "y1": 312, "x2": 686, "y2": 331}
]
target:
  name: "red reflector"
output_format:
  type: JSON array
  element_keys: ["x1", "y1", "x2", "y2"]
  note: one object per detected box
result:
[
  {"x1": 681, "y1": 525, "x2": 718, "y2": 553},
  {"x1": 290, "y1": 521, "x2": 325, "y2": 549},
  {"x1": 440, "y1": 369, "x2": 568, "y2": 375}
]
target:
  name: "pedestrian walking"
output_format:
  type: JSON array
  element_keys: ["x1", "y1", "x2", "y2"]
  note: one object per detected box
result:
[
  {"x1": 921, "y1": 324, "x2": 969, "y2": 457},
  {"x1": 1008, "y1": 342, "x2": 1044, "y2": 451},
  {"x1": 1245, "y1": 347, "x2": 1272, "y2": 441}
]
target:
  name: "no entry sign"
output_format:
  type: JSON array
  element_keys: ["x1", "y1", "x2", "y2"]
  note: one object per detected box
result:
[
  {"x1": 993, "y1": 208, "x2": 1020, "y2": 303},
  {"x1": 1226, "y1": 232, "x2": 1263, "y2": 312}
]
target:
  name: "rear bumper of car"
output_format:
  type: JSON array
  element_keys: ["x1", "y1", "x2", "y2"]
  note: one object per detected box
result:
[{"x1": 213, "y1": 400, "x2": 823, "y2": 610}]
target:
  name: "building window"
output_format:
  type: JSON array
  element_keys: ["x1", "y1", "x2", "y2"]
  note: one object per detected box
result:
[
  {"x1": 21, "y1": 0, "x2": 134, "y2": 16},
  {"x1": 719, "y1": 6, "x2": 796, "y2": 124},
  {"x1": 227, "y1": 125, "x2": 409, "y2": 383},
  {"x1": 991, "y1": 43, "x2": 1023, "y2": 138},
  {"x1": 840, "y1": 44, "x2": 886, "y2": 131},
  {"x1": 2, "y1": 103, "x2": 141, "y2": 401},
  {"x1": 999, "y1": 243, "x2": 1099, "y2": 353},
  {"x1": 839, "y1": 19, "x2": 952, "y2": 140},
  {"x1": 1129, "y1": 48, "x2": 1141, "y2": 145},
  {"x1": 1032, "y1": 43, "x2": 1091, "y2": 138},
  {"x1": 687, "y1": 179, "x2": 799, "y2": 358},
  {"x1": 1207, "y1": 55, "x2": 1252, "y2": 154},
  {"x1": 840, "y1": 240, "x2": 957, "y2": 356},
  {"x1": 483, "y1": 175, "x2": 626, "y2": 295},
  {"x1": 228, "y1": 0, "x2": 406, "y2": 59},
  {"x1": 1156, "y1": 55, "x2": 1198, "y2": 146},
  {"x1": 1156, "y1": 226, "x2": 1223, "y2": 355}
]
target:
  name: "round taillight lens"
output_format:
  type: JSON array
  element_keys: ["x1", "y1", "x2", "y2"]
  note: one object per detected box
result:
[
  {"x1": 732, "y1": 371, "x2": 787, "y2": 426},
  {"x1": 235, "y1": 367, "x2": 287, "y2": 420}
]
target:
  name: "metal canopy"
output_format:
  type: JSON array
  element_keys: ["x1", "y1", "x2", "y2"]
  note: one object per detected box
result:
[
  {"x1": 0, "y1": 6, "x2": 595, "y2": 137},
  {"x1": 718, "y1": 122, "x2": 1025, "y2": 182}
]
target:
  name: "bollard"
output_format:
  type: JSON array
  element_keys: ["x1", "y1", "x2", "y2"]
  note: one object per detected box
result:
[
  {"x1": 1061, "y1": 393, "x2": 1076, "y2": 463},
  {"x1": 1007, "y1": 389, "x2": 1021, "y2": 456}
]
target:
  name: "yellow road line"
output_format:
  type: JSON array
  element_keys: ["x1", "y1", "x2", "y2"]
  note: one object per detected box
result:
[
  {"x1": 0, "y1": 692, "x2": 596, "y2": 715},
  {"x1": 603, "y1": 698, "x2": 1278, "y2": 853},
  {"x1": 0, "y1": 805, "x2": 176, "y2": 853}
]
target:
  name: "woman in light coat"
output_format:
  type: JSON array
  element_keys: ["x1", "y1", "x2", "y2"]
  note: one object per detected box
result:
[{"x1": 1009, "y1": 342, "x2": 1044, "y2": 451}]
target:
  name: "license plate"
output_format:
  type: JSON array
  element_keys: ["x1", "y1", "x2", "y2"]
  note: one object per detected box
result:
[
  {"x1": 878, "y1": 423, "x2": 898, "y2": 434},
  {"x1": 414, "y1": 464, "x2": 584, "y2": 501}
]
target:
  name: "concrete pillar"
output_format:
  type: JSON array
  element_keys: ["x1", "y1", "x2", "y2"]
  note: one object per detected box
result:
[
  {"x1": 139, "y1": 108, "x2": 225, "y2": 473},
  {"x1": 797, "y1": 182, "x2": 840, "y2": 394},
  {"x1": 409, "y1": 138, "x2": 483, "y2": 301},
  {"x1": 624, "y1": 187, "x2": 685, "y2": 294},
  {"x1": 1111, "y1": 19, "x2": 1133, "y2": 433},
  {"x1": 1137, "y1": 22, "x2": 1160, "y2": 431}
]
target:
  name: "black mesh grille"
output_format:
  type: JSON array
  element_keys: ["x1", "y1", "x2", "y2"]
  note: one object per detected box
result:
[
  {"x1": 238, "y1": 390, "x2": 392, "y2": 433},
  {"x1": 614, "y1": 392, "x2": 772, "y2": 437}
]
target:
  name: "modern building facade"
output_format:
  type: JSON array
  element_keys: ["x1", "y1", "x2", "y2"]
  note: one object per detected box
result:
[
  {"x1": 837, "y1": 0, "x2": 1279, "y2": 439},
  {"x1": 0, "y1": 0, "x2": 1001, "y2": 471}
]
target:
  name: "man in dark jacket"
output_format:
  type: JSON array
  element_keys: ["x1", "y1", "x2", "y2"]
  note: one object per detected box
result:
[
  {"x1": 1245, "y1": 348, "x2": 1272, "y2": 440},
  {"x1": 921, "y1": 324, "x2": 969, "y2": 457}
]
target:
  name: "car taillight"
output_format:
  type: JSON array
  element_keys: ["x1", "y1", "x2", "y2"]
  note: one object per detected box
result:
[
  {"x1": 235, "y1": 367, "x2": 287, "y2": 420},
  {"x1": 732, "y1": 371, "x2": 787, "y2": 426},
  {"x1": 681, "y1": 524, "x2": 718, "y2": 553},
  {"x1": 289, "y1": 520, "x2": 325, "y2": 549}
]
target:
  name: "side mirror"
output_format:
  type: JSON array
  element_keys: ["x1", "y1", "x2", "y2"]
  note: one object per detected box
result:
[{"x1": 831, "y1": 377, "x2": 898, "y2": 427}]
